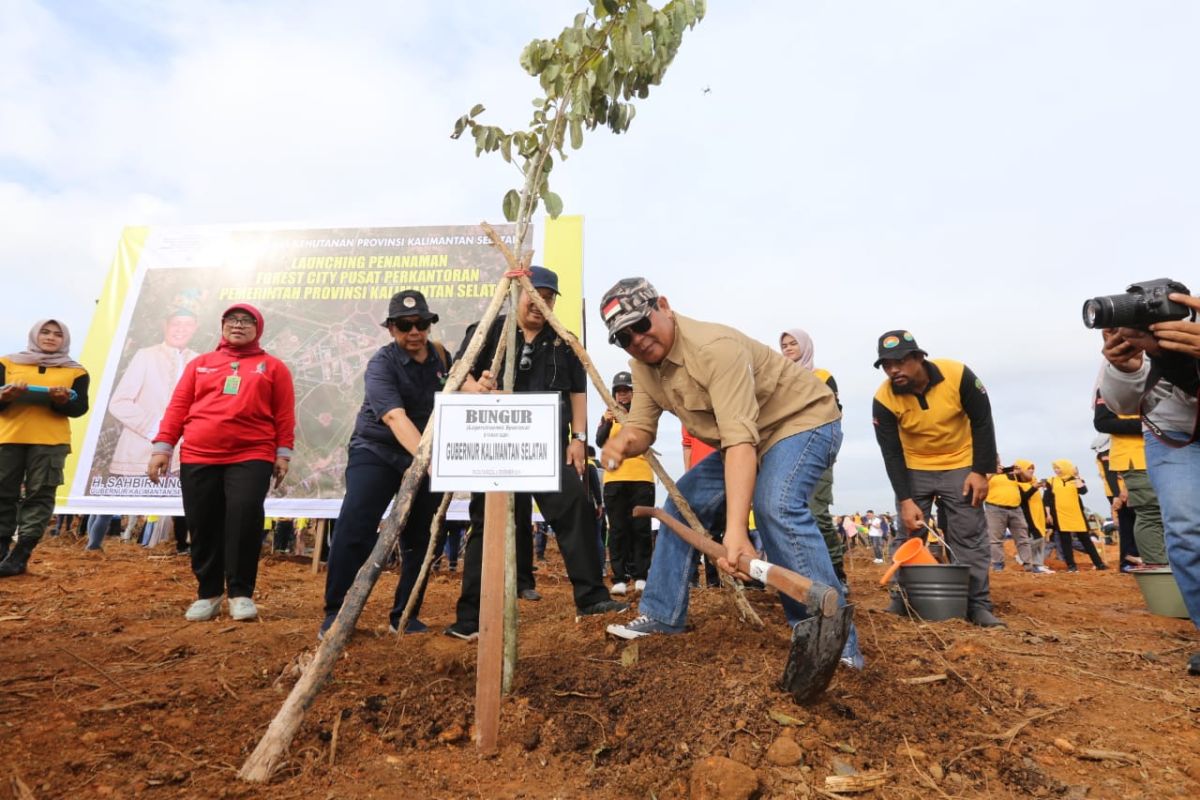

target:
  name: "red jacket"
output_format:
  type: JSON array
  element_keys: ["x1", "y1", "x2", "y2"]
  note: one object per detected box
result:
[{"x1": 154, "y1": 351, "x2": 295, "y2": 465}]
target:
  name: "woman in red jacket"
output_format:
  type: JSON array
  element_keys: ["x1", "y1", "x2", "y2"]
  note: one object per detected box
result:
[{"x1": 148, "y1": 304, "x2": 295, "y2": 622}]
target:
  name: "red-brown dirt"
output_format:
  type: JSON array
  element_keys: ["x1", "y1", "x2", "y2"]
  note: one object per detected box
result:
[{"x1": 1, "y1": 535, "x2": 1197, "y2": 799}]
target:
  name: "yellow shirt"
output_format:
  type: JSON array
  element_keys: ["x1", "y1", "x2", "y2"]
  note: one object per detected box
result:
[
  {"x1": 1047, "y1": 476, "x2": 1087, "y2": 532},
  {"x1": 986, "y1": 473, "x2": 1021, "y2": 507},
  {"x1": 1020, "y1": 482, "x2": 1047, "y2": 536},
  {"x1": 0, "y1": 358, "x2": 88, "y2": 446},
  {"x1": 873, "y1": 359, "x2": 973, "y2": 471},
  {"x1": 602, "y1": 420, "x2": 654, "y2": 483},
  {"x1": 1108, "y1": 417, "x2": 1147, "y2": 471}
]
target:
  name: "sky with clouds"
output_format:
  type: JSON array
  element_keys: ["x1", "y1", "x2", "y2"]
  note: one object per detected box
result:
[{"x1": 3, "y1": 1, "x2": 1198, "y2": 514}]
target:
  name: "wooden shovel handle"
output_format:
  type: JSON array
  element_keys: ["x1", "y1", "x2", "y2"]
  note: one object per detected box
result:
[{"x1": 633, "y1": 506, "x2": 839, "y2": 617}]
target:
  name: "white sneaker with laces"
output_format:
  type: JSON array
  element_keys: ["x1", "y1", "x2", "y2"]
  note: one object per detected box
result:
[
  {"x1": 634, "y1": 579, "x2": 646, "y2": 592},
  {"x1": 605, "y1": 614, "x2": 685, "y2": 640},
  {"x1": 185, "y1": 597, "x2": 223, "y2": 621},
  {"x1": 229, "y1": 596, "x2": 258, "y2": 621},
  {"x1": 610, "y1": 581, "x2": 628, "y2": 596}
]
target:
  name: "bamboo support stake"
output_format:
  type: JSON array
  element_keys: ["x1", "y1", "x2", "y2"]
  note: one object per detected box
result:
[
  {"x1": 309, "y1": 520, "x2": 324, "y2": 574},
  {"x1": 392, "y1": 492, "x2": 452, "y2": 638},
  {"x1": 238, "y1": 271, "x2": 516, "y2": 783},
  {"x1": 475, "y1": 492, "x2": 508, "y2": 753},
  {"x1": 501, "y1": 276, "x2": 522, "y2": 696}
]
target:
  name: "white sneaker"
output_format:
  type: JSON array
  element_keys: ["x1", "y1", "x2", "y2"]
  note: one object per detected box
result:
[
  {"x1": 229, "y1": 596, "x2": 258, "y2": 621},
  {"x1": 873, "y1": 558, "x2": 884, "y2": 564},
  {"x1": 185, "y1": 597, "x2": 222, "y2": 621},
  {"x1": 634, "y1": 579, "x2": 646, "y2": 592},
  {"x1": 611, "y1": 581, "x2": 628, "y2": 596}
]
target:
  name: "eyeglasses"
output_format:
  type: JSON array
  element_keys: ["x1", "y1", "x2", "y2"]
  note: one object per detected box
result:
[
  {"x1": 613, "y1": 316, "x2": 653, "y2": 348},
  {"x1": 519, "y1": 342, "x2": 534, "y2": 371},
  {"x1": 223, "y1": 316, "x2": 257, "y2": 328},
  {"x1": 392, "y1": 318, "x2": 431, "y2": 333}
]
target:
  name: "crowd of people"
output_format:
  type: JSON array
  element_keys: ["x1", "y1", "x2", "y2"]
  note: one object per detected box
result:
[{"x1": 1, "y1": 275, "x2": 1197, "y2": 678}]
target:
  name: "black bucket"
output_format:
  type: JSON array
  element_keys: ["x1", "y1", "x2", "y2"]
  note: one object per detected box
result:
[{"x1": 897, "y1": 564, "x2": 969, "y2": 621}]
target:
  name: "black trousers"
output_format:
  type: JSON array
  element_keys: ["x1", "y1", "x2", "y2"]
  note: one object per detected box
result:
[
  {"x1": 180, "y1": 460, "x2": 273, "y2": 599},
  {"x1": 1059, "y1": 529, "x2": 1105, "y2": 569},
  {"x1": 323, "y1": 448, "x2": 442, "y2": 625},
  {"x1": 603, "y1": 481, "x2": 655, "y2": 581},
  {"x1": 455, "y1": 465, "x2": 610, "y2": 628},
  {"x1": 173, "y1": 515, "x2": 189, "y2": 552}
]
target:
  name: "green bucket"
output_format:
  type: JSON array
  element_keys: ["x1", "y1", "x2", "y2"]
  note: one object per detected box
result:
[{"x1": 1131, "y1": 567, "x2": 1190, "y2": 619}]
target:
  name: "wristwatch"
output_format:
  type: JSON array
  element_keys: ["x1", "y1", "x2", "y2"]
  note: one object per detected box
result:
[{"x1": 571, "y1": 432, "x2": 587, "y2": 443}]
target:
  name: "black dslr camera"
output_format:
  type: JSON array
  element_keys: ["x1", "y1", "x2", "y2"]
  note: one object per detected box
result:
[{"x1": 1081, "y1": 278, "x2": 1192, "y2": 329}]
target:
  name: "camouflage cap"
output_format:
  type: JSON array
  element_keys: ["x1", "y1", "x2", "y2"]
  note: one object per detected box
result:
[{"x1": 600, "y1": 277, "x2": 660, "y2": 344}]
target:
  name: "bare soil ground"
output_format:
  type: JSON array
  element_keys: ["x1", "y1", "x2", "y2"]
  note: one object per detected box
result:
[{"x1": 1, "y1": 535, "x2": 1198, "y2": 799}]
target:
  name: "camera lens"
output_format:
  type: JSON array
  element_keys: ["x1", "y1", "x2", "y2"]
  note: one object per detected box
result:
[
  {"x1": 1081, "y1": 293, "x2": 1146, "y2": 329},
  {"x1": 1082, "y1": 298, "x2": 1111, "y2": 329}
]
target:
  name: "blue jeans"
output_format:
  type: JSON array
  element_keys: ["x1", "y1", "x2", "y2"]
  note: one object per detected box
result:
[
  {"x1": 86, "y1": 514, "x2": 114, "y2": 550},
  {"x1": 639, "y1": 421, "x2": 861, "y2": 665},
  {"x1": 1144, "y1": 432, "x2": 1200, "y2": 629}
]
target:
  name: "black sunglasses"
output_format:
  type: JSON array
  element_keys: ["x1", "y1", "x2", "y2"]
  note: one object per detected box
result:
[
  {"x1": 391, "y1": 318, "x2": 431, "y2": 332},
  {"x1": 613, "y1": 316, "x2": 653, "y2": 348},
  {"x1": 518, "y1": 342, "x2": 534, "y2": 371}
]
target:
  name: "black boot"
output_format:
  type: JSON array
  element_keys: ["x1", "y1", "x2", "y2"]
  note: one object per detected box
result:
[
  {"x1": 0, "y1": 537, "x2": 10, "y2": 563},
  {"x1": 0, "y1": 542, "x2": 33, "y2": 578}
]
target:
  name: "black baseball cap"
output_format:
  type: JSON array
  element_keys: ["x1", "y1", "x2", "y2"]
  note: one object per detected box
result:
[
  {"x1": 612, "y1": 371, "x2": 633, "y2": 390},
  {"x1": 873, "y1": 329, "x2": 926, "y2": 368},
  {"x1": 528, "y1": 265, "x2": 560, "y2": 295},
  {"x1": 383, "y1": 290, "x2": 439, "y2": 326}
]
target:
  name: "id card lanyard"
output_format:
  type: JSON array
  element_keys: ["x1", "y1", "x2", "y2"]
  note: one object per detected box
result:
[{"x1": 223, "y1": 361, "x2": 241, "y2": 395}]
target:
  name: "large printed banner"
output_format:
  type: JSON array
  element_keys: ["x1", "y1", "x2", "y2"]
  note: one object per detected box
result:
[{"x1": 64, "y1": 218, "x2": 585, "y2": 517}]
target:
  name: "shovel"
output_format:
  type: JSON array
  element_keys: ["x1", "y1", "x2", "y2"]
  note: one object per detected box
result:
[{"x1": 633, "y1": 506, "x2": 854, "y2": 703}]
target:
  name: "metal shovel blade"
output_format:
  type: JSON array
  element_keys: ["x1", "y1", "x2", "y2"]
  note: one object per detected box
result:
[{"x1": 780, "y1": 604, "x2": 854, "y2": 704}]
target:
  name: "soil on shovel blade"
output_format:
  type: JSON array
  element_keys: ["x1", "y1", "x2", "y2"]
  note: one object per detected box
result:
[{"x1": 1, "y1": 536, "x2": 1197, "y2": 799}]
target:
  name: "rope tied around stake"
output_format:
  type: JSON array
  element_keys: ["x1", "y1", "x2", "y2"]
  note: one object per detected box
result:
[{"x1": 503, "y1": 268, "x2": 532, "y2": 278}]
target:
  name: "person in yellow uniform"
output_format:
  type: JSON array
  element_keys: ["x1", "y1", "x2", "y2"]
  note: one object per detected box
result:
[
  {"x1": 871, "y1": 329, "x2": 1003, "y2": 627},
  {"x1": 1013, "y1": 460, "x2": 1053, "y2": 573},
  {"x1": 595, "y1": 371, "x2": 655, "y2": 596},
  {"x1": 1044, "y1": 460, "x2": 1107, "y2": 572},
  {"x1": 0, "y1": 319, "x2": 90, "y2": 576},
  {"x1": 1094, "y1": 392, "x2": 1167, "y2": 565},
  {"x1": 985, "y1": 464, "x2": 1033, "y2": 571}
]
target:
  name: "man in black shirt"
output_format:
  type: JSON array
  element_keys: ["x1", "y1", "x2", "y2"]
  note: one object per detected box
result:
[{"x1": 445, "y1": 267, "x2": 628, "y2": 640}]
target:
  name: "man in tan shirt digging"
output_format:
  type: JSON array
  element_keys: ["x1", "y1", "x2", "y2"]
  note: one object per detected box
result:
[{"x1": 598, "y1": 278, "x2": 861, "y2": 668}]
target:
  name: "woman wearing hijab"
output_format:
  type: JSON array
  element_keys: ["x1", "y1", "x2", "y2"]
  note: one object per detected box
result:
[
  {"x1": 0, "y1": 320, "x2": 90, "y2": 576},
  {"x1": 1044, "y1": 459, "x2": 1107, "y2": 572},
  {"x1": 148, "y1": 304, "x2": 295, "y2": 621},
  {"x1": 780, "y1": 328, "x2": 847, "y2": 587}
]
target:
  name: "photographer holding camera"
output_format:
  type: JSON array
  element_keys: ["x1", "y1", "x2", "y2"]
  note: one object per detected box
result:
[{"x1": 1094, "y1": 281, "x2": 1200, "y2": 676}]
